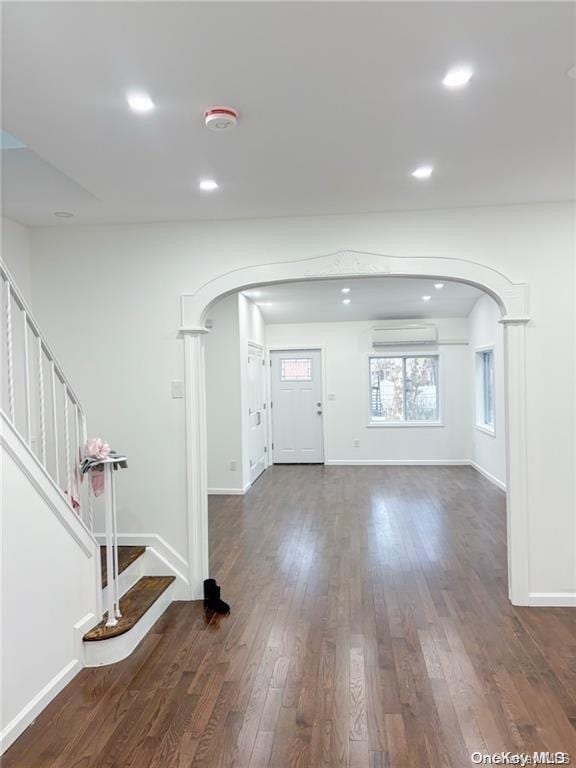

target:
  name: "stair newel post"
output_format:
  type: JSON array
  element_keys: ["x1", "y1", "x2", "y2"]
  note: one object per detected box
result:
[
  {"x1": 110, "y1": 463, "x2": 122, "y2": 620},
  {"x1": 104, "y1": 462, "x2": 118, "y2": 627}
]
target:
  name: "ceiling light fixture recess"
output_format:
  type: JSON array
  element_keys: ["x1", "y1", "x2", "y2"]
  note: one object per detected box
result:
[
  {"x1": 442, "y1": 66, "x2": 473, "y2": 88},
  {"x1": 341, "y1": 287, "x2": 351, "y2": 294},
  {"x1": 127, "y1": 92, "x2": 155, "y2": 113},
  {"x1": 412, "y1": 165, "x2": 434, "y2": 180},
  {"x1": 199, "y1": 179, "x2": 219, "y2": 192},
  {"x1": 342, "y1": 298, "x2": 351, "y2": 305},
  {"x1": 204, "y1": 107, "x2": 238, "y2": 131},
  {"x1": 434, "y1": 283, "x2": 444, "y2": 289},
  {"x1": 54, "y1": 211, "x2": 74, "y2": 218},
  {"x1": 422, "y1": 295, "x2": 432, "y2": 302}
]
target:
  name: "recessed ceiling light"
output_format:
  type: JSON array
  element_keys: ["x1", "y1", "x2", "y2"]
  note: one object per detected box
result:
[
  {"x1": 422, "y1": 295, "x2": 432, "y2": 302},
  {"x1": 411, "y1": 165, "x2": 434, "y2": 180},
  {"x1": 341, "y1": 287, "x2": 351, "y2": 294},
  {"x1": 199, "y1": 179, "x2": 219, "y2": 192},
  {"x1": 54, "y1": 211, "x2": 74, "y2": 218},
  {"x1": 442, "y1": 66, "x2": 473, "y2": 88},
  {"x1": 127, "y1": 92, "x2": 155, "y2": 113},
  {"x1": 434, "y1": 283, "x2": 444, "y2": 290},
  {"x1": 342, "y1": 298, "x2": 351, "y2": 305}
]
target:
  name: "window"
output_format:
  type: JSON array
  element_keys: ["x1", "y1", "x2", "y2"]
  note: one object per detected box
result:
[
  {"x1": 369, "y1": 355, "x2": 439, "y2": 423},
  {"x1": 280, "y1": 358, "x2": 312, "y2": 381},
  {"x1": 476, "y1": 348, "x2": 495, "y2": 431}
]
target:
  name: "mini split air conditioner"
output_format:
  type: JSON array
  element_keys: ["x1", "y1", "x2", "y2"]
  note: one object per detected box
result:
[{"x1": 372, "y1": 324, "x2": 438, "y2": 347}]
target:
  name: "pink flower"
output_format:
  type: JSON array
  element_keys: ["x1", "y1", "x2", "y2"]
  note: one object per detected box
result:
[{"x1": 84, "y1": 437, "x2": 110, "y2": 460}]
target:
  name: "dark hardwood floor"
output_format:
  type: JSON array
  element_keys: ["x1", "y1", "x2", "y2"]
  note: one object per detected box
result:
[{"x1": 5, "y1": 466, "x2": 575, "y2": 767}]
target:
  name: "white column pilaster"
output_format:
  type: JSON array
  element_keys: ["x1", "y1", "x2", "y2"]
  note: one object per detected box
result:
[
  {"x1": 501, "y1": 316, "x2": 530, "y2": 605},
  {"x1": 182, "y1": 327, "x2": 210, "y2": 600}
]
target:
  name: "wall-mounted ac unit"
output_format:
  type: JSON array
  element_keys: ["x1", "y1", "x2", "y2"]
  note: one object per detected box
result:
[{"x1": 372, "y1": 324, "x2": 438, "y2": 347}]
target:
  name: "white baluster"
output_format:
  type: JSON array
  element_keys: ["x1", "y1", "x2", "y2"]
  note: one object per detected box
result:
[
  {"x1": 111, "y1": 466, "x2": 122, "y2": 619},
  {"x1": 81, "y1": 412, "x2": 93, "y2": 531},
  {"x1": 5, "y1": 281, "x2": 15, "y2": 422},
  {"x1": 63, "y1": 388, "x2": 72, "y2": 509},
  {"x1": 37, "y1": 337, "x2": 46, "y2": 465},
  {"x1": 22, "y1": 312, "x2": 32, "y2": 445},
  {"x1": 104, "y1": 463, "x2": 117, "y2": 627},
  {"x1": 51, "y1": 361, "x2": 60, "y2": 486}
]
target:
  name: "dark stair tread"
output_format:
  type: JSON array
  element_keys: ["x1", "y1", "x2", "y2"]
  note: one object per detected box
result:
[
  {"x1": 100, "y1": 546, "x2": 146, "y2": 589},
  {"x1": 84, "y1": 576, "x2": 175, "y2": 641}
]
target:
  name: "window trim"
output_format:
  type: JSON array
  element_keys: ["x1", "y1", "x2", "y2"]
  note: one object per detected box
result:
[
  {"x1": 475, "y1": 345, "x2": 496, "y2": 437},
  {"x1": 367, "y1": 351, "x2": 443, "y2": 428}
]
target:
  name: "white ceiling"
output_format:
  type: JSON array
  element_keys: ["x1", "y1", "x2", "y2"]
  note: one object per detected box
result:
[
  {"x1": 241, "y1": 277, "x2": 484, "y2": 323},
  {"x1": 2, "y1": 2, "x2": 574, "y2": 226}
]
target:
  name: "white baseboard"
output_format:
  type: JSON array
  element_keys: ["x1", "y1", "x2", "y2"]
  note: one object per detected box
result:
[
  {"x1": 527, "y1": 592, "x2": 576, "y2": 607},
  {"x1": 0, "y1": 658, "x2": 81, "y2": 754},
  {"x1": 208, "y1": 484, "x2": 250, "y2": 495},
  {"x1": 93, "y1": 532, "x2": 190, "y2": 599},
  {"x1": 324, "y1": 459, "x2": 470, "y2": 466},
  {"x1": 469, "y1": 461, "x2": 507, "y2": 491}
]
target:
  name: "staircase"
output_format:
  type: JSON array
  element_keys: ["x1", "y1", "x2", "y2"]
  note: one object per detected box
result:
[
  {"x1": 1, "y1": 257, "x2": 180, "y2": 727},
  {"x1": 83, "y1": 546, "x2": 175, "y2": 666}
]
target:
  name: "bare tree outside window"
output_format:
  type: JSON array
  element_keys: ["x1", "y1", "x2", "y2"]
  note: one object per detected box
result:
[{"x1": 370, "y1": 356, "x2": 439, "y2": 422}]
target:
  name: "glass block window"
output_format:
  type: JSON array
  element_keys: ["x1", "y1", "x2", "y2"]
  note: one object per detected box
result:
[{"x1": 281, "y1": 358, "x2": 312, "y2": 381}]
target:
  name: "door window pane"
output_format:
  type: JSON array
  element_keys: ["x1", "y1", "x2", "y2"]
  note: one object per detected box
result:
[{"x1": 281, "y1": 358, "x2": 312, "y2": 381}]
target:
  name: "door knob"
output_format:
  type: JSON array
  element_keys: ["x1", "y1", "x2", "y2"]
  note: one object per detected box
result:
[{"x1": 317, "y1": 410, "x2": 323, "y2": 415}]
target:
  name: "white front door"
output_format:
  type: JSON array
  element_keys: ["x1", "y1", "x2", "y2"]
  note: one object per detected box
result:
[
  {"x1": 270, "y1": 349, "x2": 324, "y2": 464},
  {"x1": 247, "y1": 345, "x2": 267, "y2": 483}
]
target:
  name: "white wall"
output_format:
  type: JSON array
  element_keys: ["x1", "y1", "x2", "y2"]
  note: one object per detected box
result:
[
  {"x1": 267, "y1": 318, "x2": 471, "y2": 464},
  {"x1": 468, "y1": 294, "x2": 506, "y2": 487},
  {"x1": 1, "y1": 217, "x2": 32, "y2": 305},
  {"x1": 27, "y1": 203, "x2": 575, "y2": 596},
  {"x1": 205, "y1": 294, "x2": 244, "y2": 493},
  {"x1": 238, "y1": 294, "x2": 266, "y2": 486},
  {"x1": 205, "y1": 293, "x2": 266, "y2": 492},
  {"x1": 1, "y1": 418, "x2": 99, "y2": 752}
]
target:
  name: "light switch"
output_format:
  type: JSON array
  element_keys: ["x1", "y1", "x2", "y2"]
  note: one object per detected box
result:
[{"x1": 171, "y1": 380, "x2": 184, "y2": 399}]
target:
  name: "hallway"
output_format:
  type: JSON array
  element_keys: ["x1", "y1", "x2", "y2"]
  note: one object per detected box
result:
[{"x1": 5, "y1": 466, "x2": 576, "y2": 767}]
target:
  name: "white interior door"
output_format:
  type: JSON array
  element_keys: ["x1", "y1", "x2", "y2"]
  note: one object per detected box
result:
[
  {"x1": 271, "y1": 349, "x2": 324, "y2": 464},
  {"x1": 247, "y1": 345, "x2": 267, "y2": 483}
]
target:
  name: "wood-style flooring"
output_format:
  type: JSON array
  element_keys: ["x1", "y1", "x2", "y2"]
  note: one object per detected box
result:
[{"x1": 4, "y1": 465, "x2": 576, "y2": 767}]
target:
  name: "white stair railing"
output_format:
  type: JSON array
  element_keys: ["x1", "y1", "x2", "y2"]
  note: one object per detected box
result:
[{"x1": 0, "y1": 260, "x2": 93, "y2": 530}]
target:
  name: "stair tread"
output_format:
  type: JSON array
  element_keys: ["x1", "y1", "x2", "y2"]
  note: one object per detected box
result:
[
  {"x1": 100, "y1": 546, "x2": 146, "y2": 588},
  {"x1": 84, "y1": 576, "x2": 175, "y2": 641}
]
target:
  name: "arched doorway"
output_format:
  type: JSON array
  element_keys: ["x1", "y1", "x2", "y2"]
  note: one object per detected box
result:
[{"x1": 179, "y1": 251, "x2": 530, "y2": 604}]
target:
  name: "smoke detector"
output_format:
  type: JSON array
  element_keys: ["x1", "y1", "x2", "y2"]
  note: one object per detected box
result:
[{"x1": 204, "y1": 107, "x2": 238, "y2": 131}]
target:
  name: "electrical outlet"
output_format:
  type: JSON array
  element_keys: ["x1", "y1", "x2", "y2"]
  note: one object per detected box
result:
[
  {"x1": 353, "y1": 439, "x2": 360, "y2": 448},
  {"x1": 230, "y1": 460, "x2": 238, "y2": 471}
]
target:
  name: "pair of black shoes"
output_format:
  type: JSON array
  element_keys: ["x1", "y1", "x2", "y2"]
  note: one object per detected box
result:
[{"x1": 203, "y1": 578, "x2": 230, "y2": 614}]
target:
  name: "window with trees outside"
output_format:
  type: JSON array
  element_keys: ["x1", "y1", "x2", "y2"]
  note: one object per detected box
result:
[
  {"x1": 369, "y1": 355, "x2": 440, "y2": 423},
  {"x1": 476, "y1": 348, "x2": 495, "y2": 432}
]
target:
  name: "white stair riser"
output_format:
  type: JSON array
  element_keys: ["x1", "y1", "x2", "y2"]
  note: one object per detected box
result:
[
  {"x1": 83, "y1": 582, "x2": 175, "y2": 667},
  {"x1": 101, "y1": 555, "x2": 144, "y2": 605}
]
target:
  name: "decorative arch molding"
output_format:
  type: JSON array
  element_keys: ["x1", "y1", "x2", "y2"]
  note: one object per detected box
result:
[
  {"x1": 180, "y1": 250, "x2": 530, "y2": 329},
  {"x1": 179, "y1": 250, "x2": 532, "y2": 607}
]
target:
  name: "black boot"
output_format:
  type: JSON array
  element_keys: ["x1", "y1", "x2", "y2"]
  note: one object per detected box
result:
[{"x1": 203, "y1": 578, "x2": 230, "y2": 614}]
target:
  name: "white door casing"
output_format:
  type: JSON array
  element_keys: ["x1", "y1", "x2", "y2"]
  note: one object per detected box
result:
[
  {"x1": 179, "y1": 250, "x2": 531, "y2": 605},
  {"x1": 247, "y1": 344, "x2": 267, "y2": 482},
  {"x1": 270, "y1": 349, "x2": 324, "y2": 464}
]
